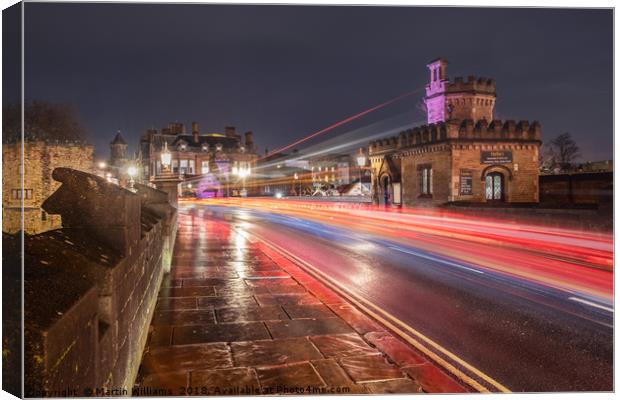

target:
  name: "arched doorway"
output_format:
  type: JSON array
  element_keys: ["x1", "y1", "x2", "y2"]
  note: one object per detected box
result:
[
  {"x1": 380, "y1": 175, "x2": 392, "y2": 205},
  {"x1": 485, "y1": 172, "x2": 505, "y2": 201}
]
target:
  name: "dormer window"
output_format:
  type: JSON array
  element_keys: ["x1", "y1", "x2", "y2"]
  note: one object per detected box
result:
[
  {"x1": 202, "y1": 144, "x2": 209, "y2": 152},
  {"x1": 178, "y1": 142, "x2": 187, "y2": 151},
  {"x1": 215, "y1": 143, "x2": 223, "y2": 152},
  {"x1": 239, "y1": 145, "x2": 245, "y2": 153}
]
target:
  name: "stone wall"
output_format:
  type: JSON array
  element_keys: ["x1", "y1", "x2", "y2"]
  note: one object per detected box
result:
[
  {"x1": 2, "y1": 140, "x2": 94, "y2": 234},
  {"x1": 540, "y1": 172, "x2": 613, "y2": 206},
  {"x1": 15, "y1": 168, "x2": 177, "y2": 396}
]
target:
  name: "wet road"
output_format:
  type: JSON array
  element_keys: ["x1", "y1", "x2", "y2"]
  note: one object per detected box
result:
[{"x1": 187, "y1": 202, "x2": 613, "y2": 392}]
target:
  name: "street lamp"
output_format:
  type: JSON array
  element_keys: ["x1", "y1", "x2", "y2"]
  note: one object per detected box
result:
[
  {"x1": 161, "y1": 142, "x2": 172, "y2": 173},
  {"x1": 98, "y1": 161, "x2": 107, "y2": 170},
  {"x1": 127, "y1": 165, "x2": 137, "y2": 190},
  {"x1": 356, "y1": 148, "x2": 367, "y2": 196},
  {"x1": 294, "y1": 172, "x2": 300, "y2": 197}
]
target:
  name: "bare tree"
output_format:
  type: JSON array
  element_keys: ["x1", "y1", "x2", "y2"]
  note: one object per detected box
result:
[
  {"x1": 538, "y1": 142, "x2": 556, "y2": 171},
  {"x1": 550, "y1": 132, "x2": 580, "y2": 170},
  {"x1": 3, "y1": 100, "x2": 87, "y2": 143}
]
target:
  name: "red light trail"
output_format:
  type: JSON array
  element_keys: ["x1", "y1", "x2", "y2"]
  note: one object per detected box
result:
[
  {"x1": 184, "y1": 197, "x2": 613, "y2": 301},
  {"x1": 259, "y1": 88, "x2": 422, "y2": 161}
]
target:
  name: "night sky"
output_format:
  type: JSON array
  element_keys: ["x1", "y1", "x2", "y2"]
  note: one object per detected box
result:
[{"x1": 11, "y1": 3, "x2": 614, "y2": 161}]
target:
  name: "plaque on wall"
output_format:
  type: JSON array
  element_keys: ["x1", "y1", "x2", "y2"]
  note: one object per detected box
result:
[
  {"x1": 459, "y1": 170, "x2": 473, "y2": 195},
  {"x1": 481, "y1": 151, "x2": 513, "y2": 164}
]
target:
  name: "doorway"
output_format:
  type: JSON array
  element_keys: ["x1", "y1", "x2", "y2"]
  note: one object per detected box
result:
[{"x1": 485, "y1": 172, "x2": 504, "y2": 201}]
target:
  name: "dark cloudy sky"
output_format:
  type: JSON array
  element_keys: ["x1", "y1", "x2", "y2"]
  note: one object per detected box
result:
[{"x1": 11, "y1": 3, "x2": 614, "y2": 161}]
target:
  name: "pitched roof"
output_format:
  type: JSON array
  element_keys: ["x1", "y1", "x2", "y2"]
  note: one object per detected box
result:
[{"x1": 110, "y1": 131, "x2": 127, "y2": 145}]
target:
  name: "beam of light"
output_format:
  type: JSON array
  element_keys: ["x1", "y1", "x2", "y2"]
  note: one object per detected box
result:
[
  {"x1": 258, "y1": 88, "x2": 423, "y2": 161},
  {"x1": 184, "y1": 197, "x2": 613, "y2": 303}
]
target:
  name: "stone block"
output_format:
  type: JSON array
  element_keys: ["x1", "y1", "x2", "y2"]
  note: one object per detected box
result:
[
  {"x1": 140, "y1": 343, "x2": 232, "y2": 375},
  {"x1": 215, "y1": 306, "x2": 288, "y2": 323},
  {"x1": 231, "y1": 337, "x2": 323, "y2": 367},
  {"x1": 265, "y1": 318, "x2": 354, "y2": 339},
  {"x1": 190, "y1": 368, "x2": 260, "y2": 394},
  {"x1": 309, "y1": 333, "x2": 380, "y2": 359},
  {"x1": 339, "y1": 355, "x2": 404, "y2": 383},
  {"x1": 256, "y1": 362, "x2": 325, "y2": 391},
  {"x1": 173, "y1": 322, "x2": 270, "y2": 345}
]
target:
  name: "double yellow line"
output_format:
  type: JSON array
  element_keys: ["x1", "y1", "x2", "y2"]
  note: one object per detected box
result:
[{"x1": 244, "y1": 230, "x2": 511, "y2": 394}]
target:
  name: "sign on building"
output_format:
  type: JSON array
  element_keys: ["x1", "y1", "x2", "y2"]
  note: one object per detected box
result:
[
  {"x1": 459, "y1": 170, "x2": 473, "y2": 195},
  {"x1": 481, "y1": 151, "x2": 513, "y2": 164}
]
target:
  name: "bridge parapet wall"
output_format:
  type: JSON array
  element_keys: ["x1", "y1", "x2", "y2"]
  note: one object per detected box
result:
[{"x1": 18, "y1": 168, "x2": 177, "y2": 396}]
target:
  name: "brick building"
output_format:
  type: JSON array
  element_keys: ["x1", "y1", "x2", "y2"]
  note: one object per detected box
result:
[
  {"x1": 139, "y1": 122, "x2": 259, "y2": 197},
  {"x1": 369, "y1": 58, "x2": 541, "y2": 206},
  {"x1": 2, "y1": 137, "x2": 94, "y2": 234}
]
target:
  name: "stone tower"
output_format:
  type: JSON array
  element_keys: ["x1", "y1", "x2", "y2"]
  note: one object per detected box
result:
[
  {"x1": 110, "y1": 130, "x2": 128, "y2": 167},
  {"x1": 424, "y1": 58, "x2": 497, "y2": 124}
]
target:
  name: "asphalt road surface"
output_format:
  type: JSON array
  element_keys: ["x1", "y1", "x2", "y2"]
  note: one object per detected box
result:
[{"x1": 185, "y1": 203, "x2": 613, "y2": 392}]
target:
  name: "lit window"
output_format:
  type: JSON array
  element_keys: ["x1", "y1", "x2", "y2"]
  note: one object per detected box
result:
[
  {"x1": 421, "y1": 167, "x2": 433, "y2": 195},
  {"x1": 179, "y1": 159, "x2": 188, "y2": 175},
  {"x1": 201, "y1": 161, "x2": 209, "y2": 174}
]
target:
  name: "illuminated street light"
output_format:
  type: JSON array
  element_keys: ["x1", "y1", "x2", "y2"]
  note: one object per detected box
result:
[
  {"x1": 127, "y1": 165, "x2": 137, "y2": 190},
  {"x1": 356, "y1": 148, "x2": 367, "y2": 196},
  {"x1": 160, "y1": 142, "x2": 172, "y2": 172},
  {"x1": 98, "y1": 161, "x2": 107, "y2": 169},
  {"x1": 294, "y1": 173, "x2": 300, "y2": 197}
]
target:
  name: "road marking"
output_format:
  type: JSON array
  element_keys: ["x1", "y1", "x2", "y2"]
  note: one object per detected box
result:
[
  {"x1": 388, "y1": 245, "x2": 484, "y2": 274},
  {"x1": 568, "y1": 297, "x2": 614, "y2": 313},
  {"x1": 244, "y1": 230, "x2": 510, "y2": 393}
]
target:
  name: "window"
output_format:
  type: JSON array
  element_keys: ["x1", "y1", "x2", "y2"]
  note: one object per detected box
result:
[
  {"x1": 11, "y1": 189, "x2": 32, "y2": 200},
  {"x1": 172, "y1": 159, "x2": 179, "y2": 173},
  {"x1": 485, "y1": 172, "x2": 503, "y2": 201},
  {"x1": 420, "y1": 167, "x2": 433, "y2": 195},
  {"x1": 179, "y1": 159, "x2": 189, "y2": 175},
  {"x1": 41, "y1": 211, "x2": 47, "y2": 221},
  {"x1": 201, "y1": 161, "x2": 209, "y2": 174},
  {"x1": 189, "y1": 160, "x2": 195, "y2": 174}
]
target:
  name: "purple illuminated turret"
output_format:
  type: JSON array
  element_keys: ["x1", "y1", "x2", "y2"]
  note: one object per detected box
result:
[{"x1": 423, "y1": 58, "x2": 497, "y2": 124}]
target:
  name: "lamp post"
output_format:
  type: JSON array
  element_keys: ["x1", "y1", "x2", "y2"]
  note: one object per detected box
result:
[
  {"x1": 233, "y1": 162, "x2": 251, "y2": 197},
  {"x1": 151, "y1": 141, "x2": 183, "y2": 207},
  {"x1": 356, "y1": 148, "x2": 367, "y2": 196},
  {"x1": 127, "y1": 165, "x2": 137, "y2": 190},
  {"x1": 294, "y1": 172, "x2": 300, "y2": 197},
  {"x1": 161, "y1": 141, "x2": 172, "y2": 173}
]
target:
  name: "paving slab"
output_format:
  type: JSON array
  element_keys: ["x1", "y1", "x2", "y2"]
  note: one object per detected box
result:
[
  {"x1": 231, "y1": 337, "x2": 323, "y2": 366},
  {"x1": 216, "y1": 305, "x2": 289, "y2": 323},
  {"x1": 309, "y1": 333, "x2": 381, "y2": 358},
  {"x1": 265, "y1": 318, "x2": 354, "y2": 338},
  {"x1": 256, "y1": 362, "x2": 325, "y2": 391},
  {"x1": 152, "y1": 309, "x2": 216, "y2": 326},
  {"x1": 282, "y1": 304, "x2": 337, "y2": 319},
  {"x1": 190, "y1": 368, "x2": 261, "y2": 395},
  {"x1": 140, "y1": 343, "x2": 232, "y2": 375},
  {"x1": 339, "y1": 354, "x2": 405, "y2": 383},
  {"x1": 173, "y1": 322, "x2": 271, "y2": 345}
]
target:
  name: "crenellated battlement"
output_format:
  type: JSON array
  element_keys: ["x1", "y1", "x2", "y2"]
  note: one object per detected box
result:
[
  {"x1": 446, "y1": 75, "x2": 496, "y2": 94},
  {"x1": 369, "y1": 119, "x2": 541, "y2": 155}
]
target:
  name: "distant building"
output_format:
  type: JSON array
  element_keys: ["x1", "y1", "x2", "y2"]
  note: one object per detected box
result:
[
  {"x1": 369, "y1": 58, "x2": 541, "y2": 206},
  {"x1": 2, "y1": 137, "x2": 94, "y2": 234},
  {"x1": 139, "y1": 122, "x2": 259, "y2": 197}
]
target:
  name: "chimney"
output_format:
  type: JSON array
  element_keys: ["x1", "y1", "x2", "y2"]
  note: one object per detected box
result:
[
  {"x1": 192, "y1": 122, "x2": 200, "y2": 143},
  {"x1": 225, "y1": 126, "x2": 236, "y2": 137},
  {"x1": 244, "y1": 131, "x2": 254, "y2": 151}
]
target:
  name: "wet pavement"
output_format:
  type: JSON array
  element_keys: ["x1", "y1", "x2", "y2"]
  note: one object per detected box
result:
[{"x1": 134, "y1": 206, "x2": 466, "y2": 395}]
